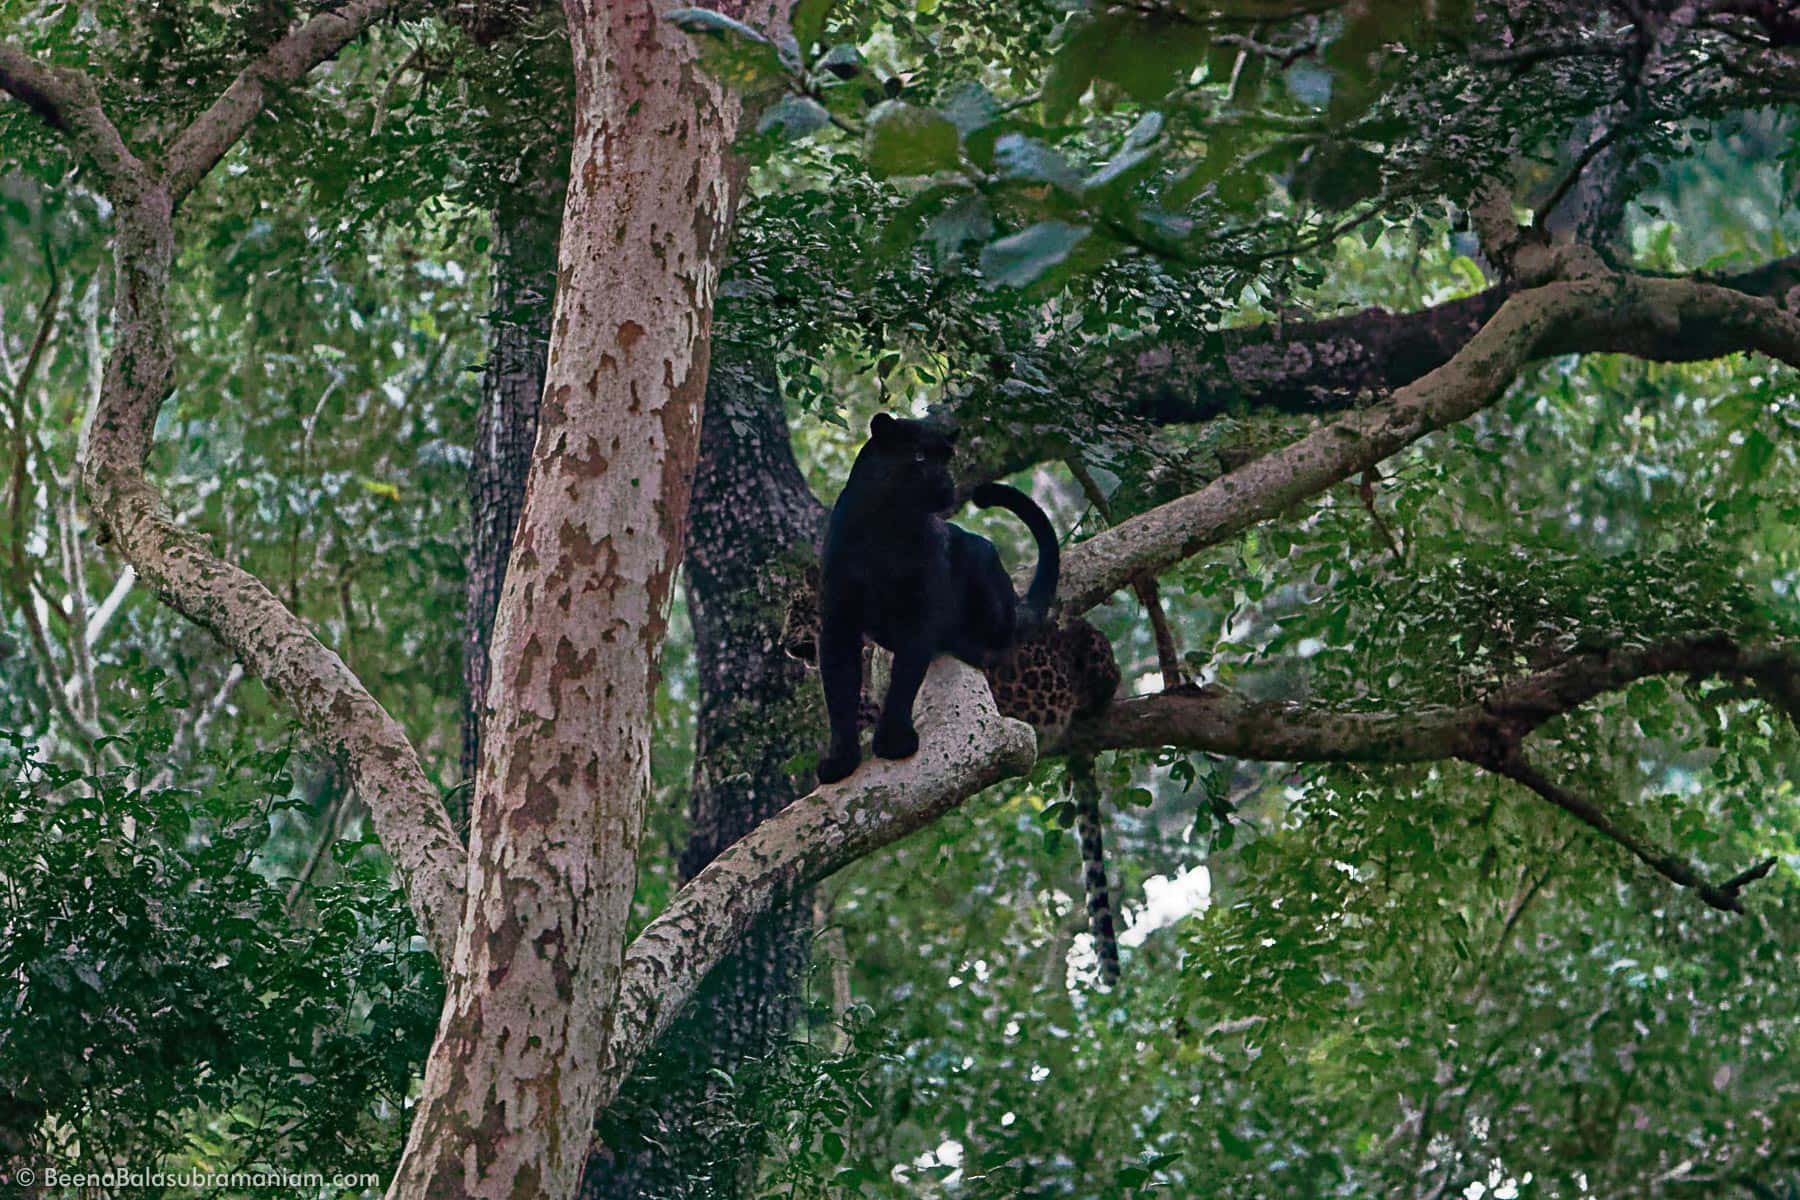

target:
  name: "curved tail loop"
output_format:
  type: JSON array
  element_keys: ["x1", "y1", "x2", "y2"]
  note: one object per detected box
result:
[{"x1": 970, "y1": 482, "x2": 1059, "y2": 625}]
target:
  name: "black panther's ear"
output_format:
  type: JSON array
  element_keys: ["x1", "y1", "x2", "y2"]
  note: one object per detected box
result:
[{"x1": 870, "y1": 412, "x2": 899, "y2": 442}]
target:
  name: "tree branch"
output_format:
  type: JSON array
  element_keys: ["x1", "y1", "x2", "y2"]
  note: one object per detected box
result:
[
  {"x1": 1475, "y1": 750, "x2": 1777, "y2": 913},
  {"x1": 963, "y1": 249, "x2": 1800, "y2": 491},
  {"x1": 7, "y1": 16, "x2": 470, "y2": 959},
  {"x1": 1052, "y1": 267, "x2": 1800, "y2": 613},
  {"x1": 164, "y1": 0, "x2": 399, "y2": 205},
  {"x1": 75, "y1": 187, "x2": 466, "y2": 960},
  {"x1": 1069, "y1": 636, "x2": 1800, "y2": 762},
  {"x1": 598, "y1": 660, "x2": 1037, "y2": 1111},
  {"x1": 1069, "y1": 635, "x2": 1794, "y2": 912},
  {"x1": 0, "y1": 43, "x2": 146, "y2": 193}
]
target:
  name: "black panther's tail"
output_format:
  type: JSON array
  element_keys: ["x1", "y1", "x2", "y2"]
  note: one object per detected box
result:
[
  {"x1": 971, "y1": 482, "x2": 1059, "y2": 624},
  {"x1": 1069, "y1": 755, "x2": 1120, "y2": 988}
]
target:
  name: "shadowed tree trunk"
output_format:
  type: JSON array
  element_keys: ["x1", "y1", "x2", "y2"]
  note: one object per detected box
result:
[
  {"x1": 457, "y1": 3, "x2": 569, "y2": 805},
  {"x1": 581, "y1": 348, "x2": 827, "y2": 1198},
  {"x1": 460, "y1": 148, "x2": 564, "y2": 794}
]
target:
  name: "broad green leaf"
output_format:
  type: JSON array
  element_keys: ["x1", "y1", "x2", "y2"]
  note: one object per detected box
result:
[
  {"x1": 992, "y1": 133, "x2": 1084, "y2": 193},
  {"x1": 979, "y1": 220, "x2": 1090, "y2": 288},
  {"x1": 669, "y1": 9, "x2": 789, "y2": 91},
  {"x1": 757, "y1": 95, "x2": 831, "y2": 140},
  {"x1": 940, "y1": 81, "x2": 1002, "y2": 135},
  {"x1": 789, "y1": 0, "x2": 834, "y2": 51},
  {"x1": 1042, "y1": 13, "x2": 1106, "y2": 122},
  {"x1": 865, "y1": 101, "x2": 962, "y2": 178},
  {"x1": 925, "y1": 193, "x2": 994, "y2": 266},
  {"x1": 668, "y1": 7, "x2": 769, "y2": 42},
  {"x1": 1095, "y1": 17, "x2": 1211, "y2": 104}
]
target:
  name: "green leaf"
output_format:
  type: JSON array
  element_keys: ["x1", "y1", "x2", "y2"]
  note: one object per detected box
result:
[
  {"x1": 667, "y1": 9, "x2": 787, "y2": 91},
  {"x1": 1740, "y1": 429, "x2": 1776, "y2": 481},
  {"x1": 940, "y1": 81, "x2": 1002, "y2": 135},
  {"x1": 1085, "y1": 143, "x2": 1159, "y2": 197},
  {"x1": 979, "y1": 220, "x2": 1090, "y2": 288},
  {"x1": 1042, "y1": 13, "x2": 1106, "y2": 122},
  {"x1": 668, "y1": 8, "x2": 768, "y2": 40},
  {"x1": 992, "y1": 133, "x2": 1084, "y2": 193},
  {"x1": 876, "y1": 182, "x2": 964, "y2": 258},
  {"x1": 1216, "y1": 1122, "x2": 1255, "y2": 1159},
  {"x1": 925, "y1": 194, "x2": 994, "y2": 266},
  {"x1": 865, "y1": 101, "x2": 963, "y2": 178},
  {"x1": 789, "y1": 0, "x2": 834, "y2": 51},
  {"x1": 1096, "y1": 17, "x2": 1211, "y2": 104},
  {"x1": 757, "y1": 95, "x2": 831, "y2": 140}
]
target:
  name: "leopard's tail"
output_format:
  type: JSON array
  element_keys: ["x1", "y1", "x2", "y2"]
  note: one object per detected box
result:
[
  {"x1": 1069, "y1": 754, "x2": 1120, "y2": 987},
  {"x1": 970, "y1": 482, "x2": 1059, "y2": 626}
]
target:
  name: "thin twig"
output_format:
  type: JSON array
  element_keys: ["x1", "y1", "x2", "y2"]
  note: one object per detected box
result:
[
  {"x1": 1067, "y1": 457, "x2": 1184, "y2": 685},
  {"x1": 1533, "y1": 124, "x2": 1621, "y2": 230},
  {"x1": 1475, "y1": 748, "x2": 1778, "y2": 913}
]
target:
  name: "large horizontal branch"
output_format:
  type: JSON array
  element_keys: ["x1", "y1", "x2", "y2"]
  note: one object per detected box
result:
[
  {"x1": 595, "y1": 659, "x2": 1037, "y2": 1114},
  {"x1": 962, "y1": 252, "x2": 1800, "y2": 491},
  {"x1": 164, "y1": 0, "x2": 397, "y2": 205},
  {"x1": 1480, "y1": 750, "x2": 1777, "y2": 914},
  {"x1": 1071, "y1": 635, "x2": 1796, "y2": 912},
  {"x1": 1111, "y1": 254, "x2": 1800, "y2": 425},
  {"x1": 1069, "y1": 636, "x2": 1800, "y2": 762},
  {"x1": 1053, "y1": 266, "x2": 1800, "y2": 613}
]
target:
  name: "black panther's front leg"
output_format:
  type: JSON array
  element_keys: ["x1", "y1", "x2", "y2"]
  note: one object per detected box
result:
[
  {"x1": 872, "y1": 641, "x2": 931, "y2": 761},
  {"x1": 816, "y1": 590, "x2": 865, "y2": 785}
]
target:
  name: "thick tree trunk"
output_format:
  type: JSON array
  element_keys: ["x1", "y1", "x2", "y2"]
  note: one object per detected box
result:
[
  {"x1": 385, "y1": 2, "x2": 755, "y2": 1193},
  {"x1": 461, "y1": 119, "x2": 566, "y2": 795},
  {"x1": 581, "y1": 350, "x2": 825, "y2": 1198}
]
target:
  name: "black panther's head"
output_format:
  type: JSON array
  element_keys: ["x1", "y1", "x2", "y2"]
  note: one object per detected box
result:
[{"x1": 862, "y1": 412, "x2": 958, "y2": 513}]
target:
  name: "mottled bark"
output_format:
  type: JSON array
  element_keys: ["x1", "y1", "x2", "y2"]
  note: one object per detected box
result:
[
  {"x1": 581, "y1": 351, "x2": 826, "y2": 1198},
  {"x1": 461, "y1": 92, "x2": 568, "y2": 794},
  {"x1": 386, "y1": 1, "x2": 760, "y2": 1193}
]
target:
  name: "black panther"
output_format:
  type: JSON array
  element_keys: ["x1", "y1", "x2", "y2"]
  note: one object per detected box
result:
[{"x1": 815, "y1": 413, "x2": 1058, "y2": 784}]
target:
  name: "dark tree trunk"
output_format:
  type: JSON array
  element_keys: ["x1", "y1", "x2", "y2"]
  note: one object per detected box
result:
[
  {"x1": 580, "y1": 348, "x2": 827, "y2": 1199},
  {"x1": 459, "y1": 84, "x2": 567, "y2": 798}
]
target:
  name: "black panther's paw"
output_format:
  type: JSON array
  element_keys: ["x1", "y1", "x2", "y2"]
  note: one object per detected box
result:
[
  {"x1": 872, "y1": 722, "x2": 919, "y2": 760},
  {"x1": 817, "y1": 744, "x2": 861, "y2": 785}
]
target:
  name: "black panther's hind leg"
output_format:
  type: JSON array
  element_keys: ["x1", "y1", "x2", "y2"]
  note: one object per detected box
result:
[
  {"x1": 951, "y1": 538, "x2": 1017, "y2": 665},
  {"x1": 873, "y1": 641, "x2": 931, "y2": 760}
]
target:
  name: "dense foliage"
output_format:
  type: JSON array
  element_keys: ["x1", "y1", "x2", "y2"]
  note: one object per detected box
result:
[{"x1": 2, "y1": 0, "x2": 1797, "y2": 1197}]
